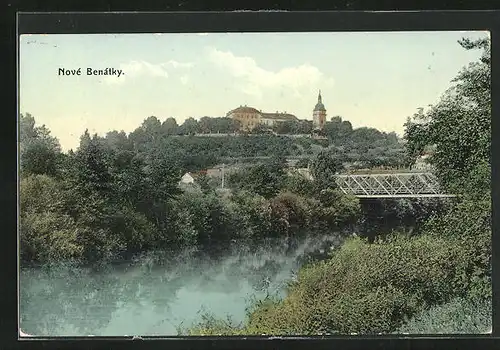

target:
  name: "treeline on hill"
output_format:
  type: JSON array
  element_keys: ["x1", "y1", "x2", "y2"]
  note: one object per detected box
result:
[
  {"x1": 19, "y1": 116, "x2": 369, "y2": 266},
  {"x1": 178, "y1": 37, "x2": 492, "y2": 335},
  {"x1": 19, "y1": 96, "x2": 414, "y2": 266},
  {"x1": 127, "y1": 112, "x2": 406, "y2": 170}
]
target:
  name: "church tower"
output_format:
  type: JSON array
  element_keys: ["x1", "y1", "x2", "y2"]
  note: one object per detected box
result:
[{"x1": 313, "y1": 90, "x2": 327, "y2": 130}]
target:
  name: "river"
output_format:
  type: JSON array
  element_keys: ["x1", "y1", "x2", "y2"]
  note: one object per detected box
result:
[{"x1": 19, "y1": 234, "x2": 343, "y2": 336}]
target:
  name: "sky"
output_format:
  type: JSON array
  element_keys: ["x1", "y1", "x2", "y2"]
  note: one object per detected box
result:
[{"x1": 19, "y1": 31, "x2": 489, "y2": 152}]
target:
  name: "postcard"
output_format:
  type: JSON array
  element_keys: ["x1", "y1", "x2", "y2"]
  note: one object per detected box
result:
[{"x1": 18, "y1": 30, "x2": 492, "y2": 337}]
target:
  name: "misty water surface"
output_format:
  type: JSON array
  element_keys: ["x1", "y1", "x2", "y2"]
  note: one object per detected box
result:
[{"x1": 20, "y1": 235, "x2": 342, "y2": 336}]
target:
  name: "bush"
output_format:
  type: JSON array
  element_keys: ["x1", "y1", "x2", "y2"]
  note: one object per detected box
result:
[
  {"x1": 423, "y1": 198, "x2": 491, "y2": 240},
  {"x1": 170, "y1": 192, "x2": 240, "y2": 245},
  {"x1": 229, "y1": 190, "x2": 272, "y2": 239},
  {"x1": 236, "y1": 232, "x2": 490, "y2": 335},
  {"x1": 107, "y1": 206, "x2": 158, "y2": 254},
  {"x1": 20, "y1": 174, "x2": 69, "y2": 214},
  {"x1": 20, "y1": 211, "x2": 83, "y2": 263},
  {"x1": 19, "y1": 174, "x2": 162, "y2": 264},
  {"x1": 267, "y1": 192, "x2": 318, "y2": 236},
  {"x1": 396, "y1": 297, "x2": 491, "y2": 334},
  {"x1": 20, "y1": 175, "x2": 84, "y2": 263},
  {"x1": 316, "y1": 189, "x2": 360, "y2": 229},
  {"x1": 422, "y1": 198, "x2": 491, "y2": 301},
  {"x1": 283, "y1": 173, "x2": 316, "y2": 197}
]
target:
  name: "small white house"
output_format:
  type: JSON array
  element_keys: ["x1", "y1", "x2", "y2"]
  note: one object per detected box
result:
[{"x1": 180, "y1": 172, "x2": 195, "y2": 185}]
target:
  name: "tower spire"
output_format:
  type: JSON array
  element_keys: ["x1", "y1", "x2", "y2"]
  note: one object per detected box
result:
[{"x1": 318, "y1": 90, "x2": 322, "y2": 103}]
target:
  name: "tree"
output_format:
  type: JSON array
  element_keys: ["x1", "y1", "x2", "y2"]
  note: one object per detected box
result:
[
  {"x1": 198, "y1": 116, "x2": 212, "y2": 134},
  {"x1": 275, "y1": 120, "x2": 300, "y2": 134},
  {"x1": 105, "y1": 130, "x2": 133, "y2": 152},
  {"x1": 19, "y1": 113, "x2": 62, "y2": 177},
  {"x1": 19, "y1": 174, "x2": 83, "y2": 263},
  {"x1": 404, "y1": 37, "x2": 490, "y2": 198},
  {"x1": 142, "y1": 116, "x2": 162, "y2": 131},
  {"x1": 161, "y1": 117, "x2": 179, "y2": 135},
  {"x1": 21, "y1": 140, "x2": 62, "y2": 177},
  {"x1": 229, "y1": 161, "x2": 286, "y2": 199},
  {"x1": 323, "y1": 116, "x2": 342, "y2": 140},
  {"x1": 178, "y1": 117, "x2": 200, "y2": 135},
  {"x1": 297, "y1": 120, "x2": 313, "y2": 134},
  {"x1": 295, "y1": 158, "x2": 310, "y2": 168},
  {"x1": 69, "y1": 130, "x2": 114, "y2": 199},
  {"x1": 310, "y1": 149, "x2": 344, "y2": 190}
]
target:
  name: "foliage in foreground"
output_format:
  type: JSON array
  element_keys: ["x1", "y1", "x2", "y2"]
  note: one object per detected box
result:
[
  {"x1": 396, "y1": 296, "x2": 491, "y2": 334},
  {"x1": 182, "y1": 222, "x2": 490, "y2": 335}
]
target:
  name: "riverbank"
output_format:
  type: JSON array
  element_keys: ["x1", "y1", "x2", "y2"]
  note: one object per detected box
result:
[{"x1": 180, "y1": 214, "x2": 492, "y2": 335}]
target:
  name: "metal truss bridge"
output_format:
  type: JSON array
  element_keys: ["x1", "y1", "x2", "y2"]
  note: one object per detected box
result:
[{"x1": 334, "y1": 172, "x2": 455, "y2": 198}]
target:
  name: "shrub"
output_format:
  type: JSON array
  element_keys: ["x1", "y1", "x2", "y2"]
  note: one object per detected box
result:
[
  {"x1": 20, "y1": 211, "x2": 83, "y2": 263},
  {"x1": 20, "y1": 175, "x2": 84, "y2": 263},
  {"x1": 230, "y1": 190, "x2": 273, "y2": 239},
  {"x1": 20, "y1": 174, "x2": 70, "y2": 214},
  {"x1": 423, "y1": 198, "x2": 491, "y2": 240},
  {"x1": 283, "y1": 173, "x2": 316, "y2": 197},
  {"x1": 316, "y1": 189, "x2": 360, "y2": 229},
  {"x1": 396, "y1": 296, "x2": 492, "y2": 334},
  {"x1": 267, "y1": 192, "x2": 317, "y2": 236},
  {"x1": 422, "y1": 198, "x2": 491, "y2": 301},
  {"x1": 107, "y1": 205, "x2": 158, "y2": 254},
  {"x1": 240, "y1": 232, "x2": 491, "y2": 335},
  {"x1": 170, "y1": 192, "x2": 240, "y2": 245}
]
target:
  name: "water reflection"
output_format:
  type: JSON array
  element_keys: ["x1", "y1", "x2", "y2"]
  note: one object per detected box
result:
[{"x1": 20, "y1": 234, "x2": 342, "y2": 336}]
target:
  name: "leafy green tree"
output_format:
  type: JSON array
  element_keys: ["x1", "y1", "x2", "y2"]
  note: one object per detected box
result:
[
  {"x1": 178, "y1": 117, "x2": 200, "y2": 135},
  {"x1": 170, "y1": 192, "x2": 237, "y2": 246},
  {"x1": 68, "y1": 130, "x2": 114, "y2": 199},
  {"x1": 284, "y1": 173, "x2": 316, "y2": 197},
  {"x1": 19, "y1": 113, "x2": 62, "y2": 177},
  {"x1": 230, "y1": 161, "x2": 287, "y2": 199},
  {"x1": 310, "y1": 149, "x2": 344, "y2": 190},
  {"x1": 295, "y1": 158, "x2": 310, "y2": 168},
  {"x1": 20, "y1": 175, "x2": 83, "y2": 263},
  {"x1": 161, "y1": 117, "x2": 179, "y2": 135},
  {"x1": 275, "y1": 121, "x2": 299, "y2": 134},
  {"x1": 196, "y1": 173, "x2": 214, "y2": 194},
  {"x1": 404, "y1": 37, "x2": 490, "y2": 198},
  {"x1": 198, "y1": 116, "x2": 212, "y2": 134},
  {"x1": 104, "y1": 130, "x2": 133, "y2": 151},
  {"x1": 142, "y1": 115, "x2": 162, "y2": 131}
]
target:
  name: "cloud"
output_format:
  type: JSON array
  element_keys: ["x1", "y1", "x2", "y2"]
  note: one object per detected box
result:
[
  {"x1": 104, "y1": 59, "x2": 194, "y2": 85},
  {"x1": 206, "y1": 47, "x2": 334, "y2": 97}
]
